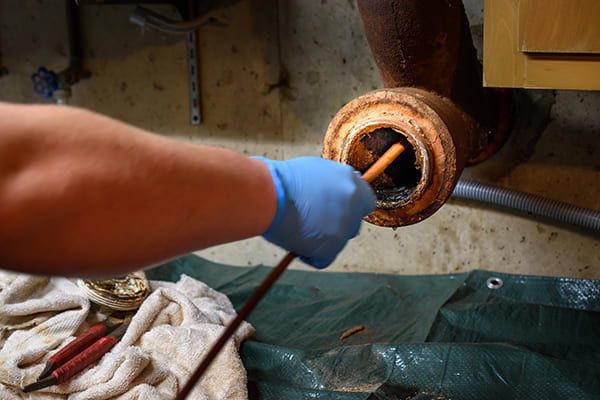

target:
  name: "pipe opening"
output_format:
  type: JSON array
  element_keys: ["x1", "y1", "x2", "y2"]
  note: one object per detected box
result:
[{"x1": 348, "y1": 127, "x2": 424, "y2": 207}]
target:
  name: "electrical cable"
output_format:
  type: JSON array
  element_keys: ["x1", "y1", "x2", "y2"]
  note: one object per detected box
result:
[{"x1": 129, "y1": 6, "x2": 225, "y2": 34}]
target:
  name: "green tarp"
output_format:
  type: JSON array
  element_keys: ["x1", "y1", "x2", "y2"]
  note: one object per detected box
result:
[{"x1": 147, "y1": 254, "x2": 600, "y2": 399}]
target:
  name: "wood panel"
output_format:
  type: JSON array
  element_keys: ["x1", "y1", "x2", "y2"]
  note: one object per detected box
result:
[
  {"x1": 519, "y1": 0, "x2": 600, "y2": 54},
  {"x1": 483, "y1": 0, "x2": 525, "y2": 88},
  {"x1": 483, "y1": 0, "x2": 600, "y2": 90}
]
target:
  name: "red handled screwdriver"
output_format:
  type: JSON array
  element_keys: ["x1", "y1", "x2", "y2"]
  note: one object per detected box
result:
[
  {"x1": 37, "y1": 321, "x2": 116, "y2": 380},
  {"x1": 23, "y1": 322, "x2": 128, "y2": 393}
]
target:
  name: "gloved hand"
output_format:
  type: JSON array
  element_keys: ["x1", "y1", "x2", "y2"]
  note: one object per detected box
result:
[{"x1": 254, "y1": 156, "x2": 376, "y2": 269}]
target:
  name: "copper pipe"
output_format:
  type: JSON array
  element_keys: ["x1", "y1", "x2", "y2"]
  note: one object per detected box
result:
[
  {"x1": 176, "y1": 145, "x2": 405, "y2": 399},
  {"x1": 361, "y1": 142, "x2": 405, "y2": 183},
  {"x1": 175, "y1": 252, "x2": 296, "y2": 400}
]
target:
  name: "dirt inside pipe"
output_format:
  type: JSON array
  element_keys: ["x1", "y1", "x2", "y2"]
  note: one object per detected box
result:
[{"x1": 347, "y1": 127, "x2": 422, "y2": 206}]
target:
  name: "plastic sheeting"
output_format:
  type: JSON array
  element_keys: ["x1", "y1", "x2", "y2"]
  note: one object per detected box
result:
[{"x1": 147, "y1": 255, "x2": 600, "y2": 399}]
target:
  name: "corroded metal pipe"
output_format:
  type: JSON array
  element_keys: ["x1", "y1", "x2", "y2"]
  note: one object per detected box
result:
[
  {"x1": 355, "y1": 0, "x2": 497, "y2": 128},
  {"x1": 324, "y1": 87, "x2": 480, "y2": 226},
  {"x1": 323, "y1": 0, "x2": 509, "y2": 227}
]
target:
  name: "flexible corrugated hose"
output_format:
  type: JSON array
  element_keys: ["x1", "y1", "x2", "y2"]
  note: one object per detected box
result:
[{"x1": 452, "y1": 180, "x2": 600, "y2": 232}]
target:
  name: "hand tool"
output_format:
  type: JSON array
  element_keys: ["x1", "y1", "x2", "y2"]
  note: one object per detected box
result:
[
  {"x1": 36, "y1": 319, "x2": 121, "y2": 380},
  {"x1": 175, "y1": 142, "x2": 406, "y2": 400},
  {"x1": 22, "y1": 320, "x2": 129, "y2": 393}
]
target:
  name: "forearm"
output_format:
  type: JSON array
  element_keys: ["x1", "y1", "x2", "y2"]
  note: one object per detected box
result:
[{"x1": 0, "y1": 102, "x2": 277, "y2": 276}]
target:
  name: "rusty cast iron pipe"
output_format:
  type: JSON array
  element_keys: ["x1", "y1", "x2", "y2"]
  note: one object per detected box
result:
[
  {"x1": 324, "y1": 87, "x2": 479, "y2": 226},
  {"x1": 355, "y1": 0, "x2": 498, "y2": 130},
  {"x1": 323, "y1": 0, "x2": 509, "y2": 227}
]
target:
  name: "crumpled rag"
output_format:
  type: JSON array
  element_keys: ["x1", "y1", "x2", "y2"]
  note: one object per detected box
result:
[{"x1": 0, "y1": 271, "x2": 254, "y2": 400}]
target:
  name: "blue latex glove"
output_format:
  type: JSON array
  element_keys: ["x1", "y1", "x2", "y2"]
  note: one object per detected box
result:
[{"x1": 254, "y1": 156, "x2": 376, "y2": 269}]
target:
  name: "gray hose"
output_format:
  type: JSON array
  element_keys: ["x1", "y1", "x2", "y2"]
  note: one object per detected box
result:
[{"x1": 452, "y1": 180, "x2": 600, "y2": 232}]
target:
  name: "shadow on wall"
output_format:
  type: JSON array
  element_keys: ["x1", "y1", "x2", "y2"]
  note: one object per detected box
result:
[{"x1": 463, "y1": 89, "x2": 556, "y2": 182}]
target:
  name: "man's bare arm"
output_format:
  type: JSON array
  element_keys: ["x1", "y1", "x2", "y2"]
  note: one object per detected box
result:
[{"x1": 0, "y1": 102, "x2": 277, "y2": 276}]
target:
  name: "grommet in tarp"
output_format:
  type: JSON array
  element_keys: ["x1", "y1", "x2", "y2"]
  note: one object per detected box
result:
[{"x1": 486, "y1": 277, "x2": 503, "y2": 289}]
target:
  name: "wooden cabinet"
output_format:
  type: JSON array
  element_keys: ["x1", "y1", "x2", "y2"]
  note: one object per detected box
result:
[{"x1": 483, "y1": 0, "x2": 600, "y2": 90}]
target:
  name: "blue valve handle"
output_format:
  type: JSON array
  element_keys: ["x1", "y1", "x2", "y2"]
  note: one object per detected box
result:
[{"x1": 32, "y1": 67, "x2": 57, "y2": 98}]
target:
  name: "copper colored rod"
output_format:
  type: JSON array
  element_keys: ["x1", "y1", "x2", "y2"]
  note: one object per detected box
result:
[
  {"x1": 361, "y1": 142, "x2": 405, "y2": 183},
  {"x1": 176, "y1": 143, "x2": 405, "y2": 399},
  {"x1": 175, "y1": 252, "x2": 296, "y2": 399}
]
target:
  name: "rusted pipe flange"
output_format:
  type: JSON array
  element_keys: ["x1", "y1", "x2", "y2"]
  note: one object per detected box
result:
[{"x1": 324, "y1": 87, "x2": 477, "y2": 227}]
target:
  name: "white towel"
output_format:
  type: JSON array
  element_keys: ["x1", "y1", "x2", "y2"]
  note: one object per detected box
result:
[{"x1": 0, "y1": 271, "x2": 255, "y2": 400}]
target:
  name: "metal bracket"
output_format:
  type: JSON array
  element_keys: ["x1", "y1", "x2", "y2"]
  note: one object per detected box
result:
[{"x1": 186, "y1": 30, "x2": 201, "y2": 125}]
